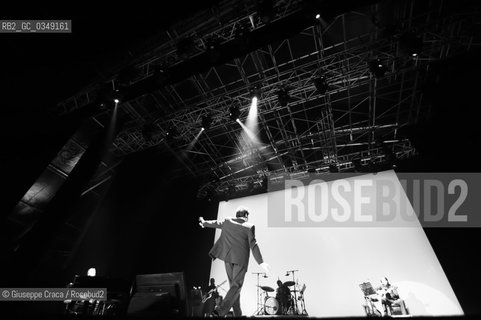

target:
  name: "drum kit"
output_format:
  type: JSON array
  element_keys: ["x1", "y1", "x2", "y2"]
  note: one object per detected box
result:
[{"x1": 253, "y1": 270, "x2": 308, "y2": 316}]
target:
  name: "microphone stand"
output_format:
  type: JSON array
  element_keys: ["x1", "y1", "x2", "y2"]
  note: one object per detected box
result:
[{"x1": 252, "y1": 272, "x2": 267, "y2": 315}]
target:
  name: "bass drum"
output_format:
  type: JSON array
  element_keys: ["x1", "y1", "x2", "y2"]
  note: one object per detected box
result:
[{"x1": 264, "y1": 297, "x2": 280, "y2": 315}]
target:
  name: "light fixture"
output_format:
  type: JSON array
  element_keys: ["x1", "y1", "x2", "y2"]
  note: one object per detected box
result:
[
  {"x1": 314, "y1": 76, "x2": 329, "y2": 95},
  {"x1": 398, "y1": 32, "x2": 423, "y2": 57},
  {"x1": 166, "y1": 126, "x2": 178, "y2": 141},
  {"x1": 352, "y1": 158, "x2": 363, "y2": 172},
  {"x1": 315, "y1": 13, "x2": 321, "y2": 19},
  {"x1": 229, "y1": 106, "x2": 240, "y2": 121},
  {"x1": 205, "y1": 37, "x2": 221, "y2": 63},
  {"x1": 329, "y1": 164, "x2": 339, "y2": 173},
  {"x1": 201, "y1": 115, "x2": 213, "y2": 131},
  {"x1": 112, "y1": 88, "x2": 122, "y2": 104},
  {"x1": 369, "y1": 58, "x2": 387, "y2": 78},
  {"x1": 250, "y1": 85, "x2": 262, "y2": 99},
  {"x1": 87, "y1": 268, "x2": 96, "y2": 277},
  {"x1": 234, "y1": 26, "x2": 251, "y2": 51}
]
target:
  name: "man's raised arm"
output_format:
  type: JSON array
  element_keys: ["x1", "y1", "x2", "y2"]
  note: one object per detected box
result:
[{"x1": 198, "y1": 217, "x2": 224, "y2": 229}]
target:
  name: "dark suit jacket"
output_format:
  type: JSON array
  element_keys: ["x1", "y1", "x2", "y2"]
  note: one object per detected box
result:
[{"x1": 203, "y1": 217, "x2": 263, "y2": 267}]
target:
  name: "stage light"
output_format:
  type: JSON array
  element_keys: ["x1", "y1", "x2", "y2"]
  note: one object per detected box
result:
[
  {"x1": 314, "y1": 76, "x2": 329, "y2": 95},
  {"x1": 368, "y1": 58, "x2": 387, "y2": 78},
  {"x1": 111, "y1": 87, "x2": 122, "y2": 104},
  {"x1": 398, "y1": 32, "x2": 423, "y2": 57},
  {"x1": 277, "y1": 89, "x2": 289, "y2": 107},
  {"x1": 205, "y1": 37, "x2": 221, "y2": 63},
  {"x1": 329, "y1": 164, "x2": 339, "y2": 173},
  {"x1": 166, "y1": 126, "x2": 178, "y2": 141},
  {"x1": 87, "y1": 268, "x2": 96, "y2": 277},
  {"x1": 250, "y1": 84, "x2": 262, "y2": 100},
  {"x1": 352, "y1": 158, "x2": 363, "y2": 172},
  {"x1": 201, "y1": 115, "x2": 213, "y2": 130},
  {"x1": 229, "y1": 106, "x2": 241, "y2": 121},
  {"x1": 315, "y1": 13, "x2": 321, "y2": 19},
  {"x1": 378, "y1": 140, "x2": 398, "y2": 167},
  {"x1": 234, "y1": 26, "x2": 251, "y2": 51}
]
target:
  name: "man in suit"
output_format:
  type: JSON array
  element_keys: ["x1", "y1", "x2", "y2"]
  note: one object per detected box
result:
[{"x1": 199, "y1": 207, "x2": 269, "y2": 317}]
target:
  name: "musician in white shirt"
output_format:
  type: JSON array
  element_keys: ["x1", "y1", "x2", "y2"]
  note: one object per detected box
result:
[{"x1": 377, "y1": 277, "x2": 407, "y2": 315}]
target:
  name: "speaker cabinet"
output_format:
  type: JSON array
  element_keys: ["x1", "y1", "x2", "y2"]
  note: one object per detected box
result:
[{"x1": 127, "y1": 272, "x2": 189, "y2": 317}]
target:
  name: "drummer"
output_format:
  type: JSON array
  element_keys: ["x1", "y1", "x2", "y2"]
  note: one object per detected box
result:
[{"x1": 275, "y1": 280, "x2": 291, "y2": 314}]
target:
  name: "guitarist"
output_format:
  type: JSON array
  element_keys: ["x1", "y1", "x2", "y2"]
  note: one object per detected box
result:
[
  {"x1": 202, "y1": 278, "x2": 218, "y2": 317},
  {"x1": 206, "y1": 278, "x2": 219, "y2": 300},
  {"x1": 203, "y1": 278, "x2": 227, "y2": 316}
]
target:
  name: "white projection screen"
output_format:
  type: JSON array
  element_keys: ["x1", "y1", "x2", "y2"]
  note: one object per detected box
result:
[{"x1": 208, "y1": 170, "x2": 463, "y2": 317}]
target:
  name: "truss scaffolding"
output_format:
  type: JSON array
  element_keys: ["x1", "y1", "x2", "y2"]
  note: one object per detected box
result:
[{"x1": 54, "y1": 0, "x2": 480, "y2": 199}]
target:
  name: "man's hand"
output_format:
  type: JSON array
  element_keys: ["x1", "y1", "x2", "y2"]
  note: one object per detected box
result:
[
  {"x1": 260, "y1": 262, "x2": 271, "y2": 273},
  {"x1": 198, "y1": 217, "x2": 205, "y2": 228}
]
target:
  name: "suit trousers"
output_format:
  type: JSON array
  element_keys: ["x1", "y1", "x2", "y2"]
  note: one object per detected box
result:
[{"x1": 217, "y1": 261, "x2": 247, "y2": 316}]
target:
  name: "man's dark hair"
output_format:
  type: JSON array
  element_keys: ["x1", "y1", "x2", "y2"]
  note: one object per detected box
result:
[{"x1": 236, "y1": 208, "x2": 249, "y2": 218}]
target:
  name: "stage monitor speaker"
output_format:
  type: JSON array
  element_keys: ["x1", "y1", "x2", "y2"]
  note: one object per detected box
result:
[{"x1": 127, "y1": 272, "x2": 189, "y2": 317}]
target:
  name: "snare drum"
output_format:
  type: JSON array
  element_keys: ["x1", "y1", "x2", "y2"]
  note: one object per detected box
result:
[{"x1": 264, "y1": 297, "x2": 280, "y2": 315}]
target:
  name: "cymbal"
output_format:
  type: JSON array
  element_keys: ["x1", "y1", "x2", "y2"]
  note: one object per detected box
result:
[
  {"x1": 283, "y1": 281, "x2": 295, "y2": 287},
  {"x1": 258, "y1": 286, "x2": 275, "y2": 292}
]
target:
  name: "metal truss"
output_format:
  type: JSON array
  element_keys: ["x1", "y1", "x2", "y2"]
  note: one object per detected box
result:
[
  {"x1": 197, "y1": 138, "x2": 415, "y2": 199},
  {"x1": 55, "y1": 0, "x2": 306, "y2": 115},
  {"x1": 56, "y1": 0, "x2": 480, "y2": 199}
]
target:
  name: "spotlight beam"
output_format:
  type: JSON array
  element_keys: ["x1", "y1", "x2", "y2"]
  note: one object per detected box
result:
[
  {"x1": 246, "y1": 96, "x2": 258, "y2": 130},
  {"x1": 184, "y1": 128, "x2": 204, "y2": 155},
  {"x1": 237, "y1": 119, "x2": 259, "y2": 144}
]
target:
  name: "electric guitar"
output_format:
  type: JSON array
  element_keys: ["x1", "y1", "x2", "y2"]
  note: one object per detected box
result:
[{"x1": 201, "y1": 280, "x2": 227, "y2": 303}]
